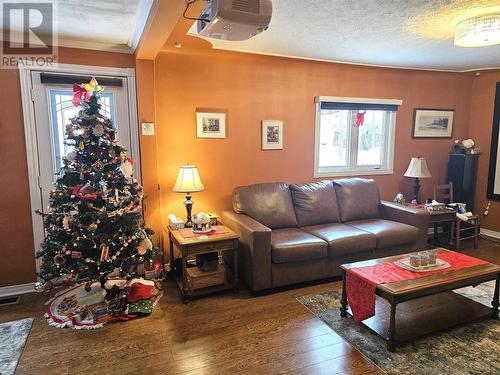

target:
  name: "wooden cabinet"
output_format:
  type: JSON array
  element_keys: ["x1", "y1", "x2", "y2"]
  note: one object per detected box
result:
[{"x1": 448, "y1": 154, "x2": 479, "y2": 211}]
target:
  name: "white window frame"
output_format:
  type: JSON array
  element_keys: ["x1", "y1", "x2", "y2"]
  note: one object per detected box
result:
[
  {"x1": 19, "y1": 63, "x2": 140, "y2": 274},
  {"x1": 314, "y1": 96, "x2": 402, "y2": 178}
]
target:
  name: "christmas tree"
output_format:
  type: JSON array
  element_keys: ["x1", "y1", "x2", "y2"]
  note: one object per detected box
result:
[{"x1": 37, "y1": 78, "x2": 155, "y2": 289}]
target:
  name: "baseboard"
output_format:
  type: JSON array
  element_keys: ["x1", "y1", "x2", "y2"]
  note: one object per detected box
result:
[
  {"x1": 0, "y1": 282, "x2": 36, "y2": 298},
  {"x1": 480, "y1": 228, "x2": 500, "y2": 241}
]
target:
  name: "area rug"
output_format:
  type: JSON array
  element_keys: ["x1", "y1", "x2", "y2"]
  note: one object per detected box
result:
[
  {"x1": 45, "y1": 278, "x2": 162, "y2": 329},
  {"x1": 0, "y1": 318, "x2": 33, "y2": 375},
  {"x1": 298, "y1": 282, "x2": 499, "y2": 375}
]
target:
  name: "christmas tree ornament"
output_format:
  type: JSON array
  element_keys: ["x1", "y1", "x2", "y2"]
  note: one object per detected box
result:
[
  {"x1": 53, "y1": 254, "x2": 66, "y2": 266},
  {"x1": 89, "y1": 222, "x2": 98, "y2": 231},
  {"x1": 99, "y1": 244, "x2": 109, "y2": 262},
  {"x1": 137, "y1": 236, "x2": 153, "y2": 255},
  {"x1": 120, "y1": 150, "x2": 127, "y2": 161},
  {"x1": 93, "y1": 124, "x2": 105, "y2": 137},
  {"x1": 93, "y1": 160, "x2": 104, "y2": 171},
  {"x1": 66, "y1": 151, "x2": 77, "y2": 162},
  {"x1": 62, "y1": 215, "x2": 71, "y2": 231},
  {"x1": 120, "y1": 160, "x2": 134, "y2": 180}
]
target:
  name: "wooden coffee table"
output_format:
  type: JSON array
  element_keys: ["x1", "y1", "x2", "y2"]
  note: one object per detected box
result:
[{"x1": 340, "y1": 249, "x2": 500, "y2": 351}]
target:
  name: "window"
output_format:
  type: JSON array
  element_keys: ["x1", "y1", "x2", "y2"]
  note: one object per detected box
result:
[
  {"x1": 314, "y1": 96, "x2": 401, "y2": 177},
  {"x1": 49, "y1": 90, "x2": 115, "y2": 171}
]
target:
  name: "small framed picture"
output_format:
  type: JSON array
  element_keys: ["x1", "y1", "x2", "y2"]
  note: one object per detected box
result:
[
  {"x1": 196, "y1": 110, "x2": 226, "y2": 138},
  {"x1": 262, "y1": 120, "x2": 283, "y2": 150},
  {"x1": 412, "y1": 109, "x2": 455, "y2": 138}
]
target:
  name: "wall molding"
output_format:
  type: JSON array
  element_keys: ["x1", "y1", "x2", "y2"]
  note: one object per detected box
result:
[
  {"x1": 480, "y1": 228, "x2": 500, "y2": 241},
  {"x1": 0, "y1": 283, "x2": 36, "y2": 298}
]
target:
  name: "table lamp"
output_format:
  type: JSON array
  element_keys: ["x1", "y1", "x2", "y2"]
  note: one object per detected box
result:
[
  {"x1": 172, "y1": 165, "x2": 205, "y2": 227},
  {"x1": 404, "y1": 157, "x2": 432, "y2": 203}
]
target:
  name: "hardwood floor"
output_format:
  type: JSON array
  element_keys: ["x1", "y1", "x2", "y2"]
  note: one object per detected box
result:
[{"x1": 2, "y1": 238, "x2": 499, "y2": 375}]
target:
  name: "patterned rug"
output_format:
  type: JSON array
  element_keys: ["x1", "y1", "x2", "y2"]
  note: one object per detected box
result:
[
  {"x1": 298, "y1": 282, "x2": 499, "y2": 375},
  {"x1": 0, "y1": 318, "x2": 33, "y2": 375}
]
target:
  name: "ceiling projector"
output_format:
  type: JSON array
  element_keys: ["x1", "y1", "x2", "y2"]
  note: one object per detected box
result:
[{"x1": 197, "y1": 0, "x2": 273, "y2": 41}]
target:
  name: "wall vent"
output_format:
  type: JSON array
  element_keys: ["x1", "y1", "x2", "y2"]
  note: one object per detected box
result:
[
  {"x1": 0, "y1": 296, "x2": 20, "y2": 306},
  {"x1": 231, "y1": 0, "x2": 260, "y2": 14}
]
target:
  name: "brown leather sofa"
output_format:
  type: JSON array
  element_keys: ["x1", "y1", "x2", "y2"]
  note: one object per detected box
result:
[{"x1": 221, "y1": 178, "x2": 429, "y2": 293}]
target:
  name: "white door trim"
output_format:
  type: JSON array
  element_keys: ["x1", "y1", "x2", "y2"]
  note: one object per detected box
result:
[
  {"x1": 0, "y1": 283, "x2": 36, "y2": 298},
  {"x1": 18, "y1": 63, "x2": 141, "y2": 275}
]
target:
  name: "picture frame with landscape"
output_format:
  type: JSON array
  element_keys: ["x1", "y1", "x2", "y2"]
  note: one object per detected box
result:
[
  {"x1": 196, "y1": 110, "x2": 226, "y2": 138},
  {"x1": 262, "y1": 120, "x2": 283, "y2": 150},
  {"x1": 412, "y1": 109, "x2": 455, "y2": 138}
]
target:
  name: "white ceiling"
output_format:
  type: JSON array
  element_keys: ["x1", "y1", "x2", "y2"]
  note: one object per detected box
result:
[
  {"x1": 3, "y1": 0, "x2": 153, "y2": 53},
  {"x1": 191, "y1": 0, "x2": 500, "y2": 71}
]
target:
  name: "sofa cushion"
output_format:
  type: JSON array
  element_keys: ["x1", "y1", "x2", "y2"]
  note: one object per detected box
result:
[
  {"x1": 333, "y1": 178, "x2": 381, "y2": 222},
  {"x1": 290, "y1": 181, "x2": 340, "y2": 226},
  {"x1": 271, "y1": 228, "x2": 328, "y2": 264},
  {"x1": 233, "y1": 183, "x2": 298, "y2": 229},
  {"x1": 302, "y1": 223, "x2": 377, "y2": 257},
  {"x1": 347, "y1": 219, "x2": 419, "y2": 248}
]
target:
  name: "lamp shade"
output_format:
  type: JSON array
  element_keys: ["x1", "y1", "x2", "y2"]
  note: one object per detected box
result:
[
  {"x1": 404, "y1": 157, "x2": 432, "y2": 178},
  {"x1": 172, "y1": 165, "x2": 205, "y2": 193}
]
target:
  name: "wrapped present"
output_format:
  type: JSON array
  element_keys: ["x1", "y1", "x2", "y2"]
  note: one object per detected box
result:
[{"x1": 127, "y1": 299, "x2": 153, "y2": 315}]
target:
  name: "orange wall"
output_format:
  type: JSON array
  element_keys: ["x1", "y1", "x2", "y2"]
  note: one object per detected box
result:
[
  {"x1": 0, "y1": 47, "x2": 135, "y2": 287},
  {"x1": 470, "y1": 70, "x2": 500, "y2": 232},
  {"x1": 154, "y1": 48, "x2": 474, "y2": 226},
  {"x1": 136, "y1": 59, "x2": 161, "y2": 244}
]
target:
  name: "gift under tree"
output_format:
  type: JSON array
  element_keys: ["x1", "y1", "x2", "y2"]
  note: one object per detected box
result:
[{"x1": 37, "y1": 78, "x2": 155, "y2": 290}]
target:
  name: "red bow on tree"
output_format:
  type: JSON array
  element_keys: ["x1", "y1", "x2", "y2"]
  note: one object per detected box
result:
[
  {"x1": 72, "y1": 84, "x2": 91, "y2": 107},
  {"x1": 71, "y1": 184, "x2": 100, "y2": 201}
]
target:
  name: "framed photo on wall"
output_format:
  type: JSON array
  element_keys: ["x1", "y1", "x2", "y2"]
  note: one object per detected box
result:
[
  {"x1": 487, "y1": 82, "x2": 500, "y2": 200},
  {"x1": 412, "y1": 109, "x2": 455, "y2": 138},
  {"x1": 196, "y1": 110, "x2": 226, "y2": 138},
  {"x1": 262, "y1": 120, "x2": 283, "y2": 150}
]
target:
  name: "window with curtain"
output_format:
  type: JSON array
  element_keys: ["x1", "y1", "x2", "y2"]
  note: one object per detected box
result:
[{"x1": 314, "y1": 97, "x2": 402, "y2": 177}]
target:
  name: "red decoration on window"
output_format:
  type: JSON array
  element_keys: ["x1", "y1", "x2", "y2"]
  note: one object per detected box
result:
[{"x1": 355, "y1": 111, "x2": 366, "y2": 127}]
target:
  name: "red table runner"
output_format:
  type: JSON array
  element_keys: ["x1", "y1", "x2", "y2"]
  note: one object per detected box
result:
[
  {"x1": 178, "y1": 225, "x2": 228, "y2": 238},
  {"x1": 346, "y1": 251, "x2": 488, "y2": 322}
]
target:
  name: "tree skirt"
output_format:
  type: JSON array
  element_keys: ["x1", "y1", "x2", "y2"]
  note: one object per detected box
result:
[{"x1": 44, "y1": 278, "x2": 162, "y2": 329}]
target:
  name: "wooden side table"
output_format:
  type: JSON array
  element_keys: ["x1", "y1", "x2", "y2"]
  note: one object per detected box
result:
[
  {"x1": 166, "y1": 225, "x2": 239, "y2": 303},
  {"x1": 429, "y1": 208, "x2": 456, "y2": 246}
]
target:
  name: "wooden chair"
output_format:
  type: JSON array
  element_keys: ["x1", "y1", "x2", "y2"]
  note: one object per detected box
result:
[
  {"x1": 433, "y1": 182, "x2": 453, "y2": 204},
  {"x1": 433, "y1": 182, "x2": 479, "y2": 250},
  {"x1": 455, "y1": 215, "x2": 480, "y2": 251}
]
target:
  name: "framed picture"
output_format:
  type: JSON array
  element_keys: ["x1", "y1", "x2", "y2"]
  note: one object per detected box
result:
[
  {"x1": 262, "y1": 120, "x2": 283, "y2": 150},
  {"x1": 412, "y1": 109, "x2": 455, "y2": 138},
  {"x1": 487, "y1": 82, "x2": 500, "y2": 200},
  {"x1": 196, "y1": 110, "x2": 226, "y2": 138}
]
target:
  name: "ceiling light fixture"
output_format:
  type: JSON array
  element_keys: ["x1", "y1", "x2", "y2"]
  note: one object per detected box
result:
[{"x1": 454, "y1": 14, "x2": 500, "y2": 47}]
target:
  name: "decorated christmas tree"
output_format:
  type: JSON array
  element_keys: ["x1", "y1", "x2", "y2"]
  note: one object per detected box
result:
[{"x1": 37, "y1": 78, "x2": 155, "y2": 290}]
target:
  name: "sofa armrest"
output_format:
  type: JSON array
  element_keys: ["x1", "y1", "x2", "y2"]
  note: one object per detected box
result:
[
  {"x1": 221, "y1": 210, "x2": 272, "y2": 292},
  {"x1": 379, "y1": 201, "x2": 430, "y2": 249}
]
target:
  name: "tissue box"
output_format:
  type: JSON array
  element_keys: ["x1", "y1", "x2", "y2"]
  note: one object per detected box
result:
[{"x1": 168, "y1": 214, "x2": 185, "y2": 230}]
